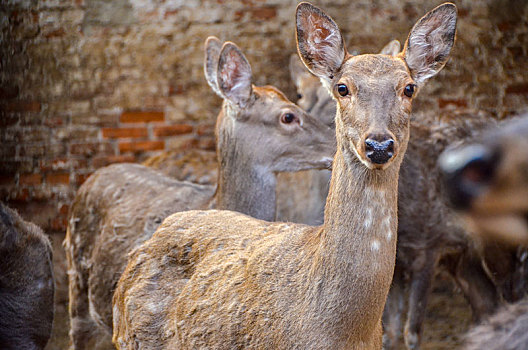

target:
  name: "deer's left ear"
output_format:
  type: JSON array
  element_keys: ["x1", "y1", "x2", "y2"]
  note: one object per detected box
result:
[{"x1": 402, "y1": 2, "x2": 457, "y2": 85}]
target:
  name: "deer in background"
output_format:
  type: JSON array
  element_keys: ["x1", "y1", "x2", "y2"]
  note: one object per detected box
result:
[
  {"x1": 0, "y1": 202, "x2": 54, "y2": 350},
  {"x1": 64, "y1": 37, "x2": 334, "y2": 350},
  {"x1": 440, "y1": 115, "x2": 528, "y2": 350},
  {"x1": 112, "y1": 3, "x2": 457, "y2": 349}
]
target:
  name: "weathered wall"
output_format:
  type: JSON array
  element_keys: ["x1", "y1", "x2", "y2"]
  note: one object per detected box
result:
[{"x1": 1, "y1": 0, "x2": 528, "y2": 233}]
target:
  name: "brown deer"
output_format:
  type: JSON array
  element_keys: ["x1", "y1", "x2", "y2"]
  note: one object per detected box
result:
[
  {"x1": 112, "y1": 3, "x2": 457, "y2": 349},
  {"x1": 287, "y1": 30, "x2": 503, "y2": 349},
  {"x1": 440, "y1": 115, "x2": 528, "y2": 350},
  {"x1": 64, "y1": 37, "x2": 334, "y2": 350},
  {"x1": 0, "y1": 202, "x2": 54, "y2": 350}
]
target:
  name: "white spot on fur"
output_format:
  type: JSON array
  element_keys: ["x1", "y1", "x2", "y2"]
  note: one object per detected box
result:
[
  {"x1": 371, "y1": 240, "x2": 380, "y2": 252},
  {"x1": 364, "y1": 208, "x2": 373, "y2": 229}
]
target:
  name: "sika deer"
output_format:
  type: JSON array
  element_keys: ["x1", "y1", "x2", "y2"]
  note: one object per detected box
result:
[
  {"x1": 0, "y1": 202, "x2": 54, "y2": 350},
  {"x1": 64, "y1": 37, "x2": 334, "y2": 350},
  {"x1": 112, "y1": 3, "x2": 457, "y2": 349},
  {"x1": 440, "y1": 116, "x2": 528, "y2": 350},
  {"x1": 288, "y1": 32, "x2": 502, "y2": 349}
]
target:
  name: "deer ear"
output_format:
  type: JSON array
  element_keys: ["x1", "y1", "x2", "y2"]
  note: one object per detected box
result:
[
  {"x1": 204, "y1": 36, "x2": 223, "y2": 96},
  {"x1": 296, "y1": 2, "x2": 346, "y2": 85},
  {"x1": 289, "y1": 54, "x2": 313, "y2": 90},
  {"x1": 217, "y1": 42, "x2": 253, "y2": 108},
  {"x1": 379, "y1": 39, "x2": 401, "y2": 56},
  {"x1": 402, "y1": 3, "x2": 457, "y2": 84}
]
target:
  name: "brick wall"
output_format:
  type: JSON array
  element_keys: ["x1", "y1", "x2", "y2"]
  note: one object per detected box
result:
[{"x1": 1, "y1": 0, "x2": 528, "y2": 233}]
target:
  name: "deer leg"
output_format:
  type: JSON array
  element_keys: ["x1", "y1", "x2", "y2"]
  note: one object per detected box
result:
[
  {"x1": 404, "y1": 250, "x2": 437, "y2": 350},
  {"x1": 383, "y1": 265, "x2": 406, "y2": 350},
  {"x1": 449, "y1": 250, "x2": 499, "y2": 322}
]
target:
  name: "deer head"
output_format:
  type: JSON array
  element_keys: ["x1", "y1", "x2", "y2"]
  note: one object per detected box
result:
[
  {"x1": 204, "y1": 36, "x2": 335, "y2": 174},
  {"x1": 289, "y1": 39, "x2": 402, "y2": 129},
  {"x1": 440, "y1": 116, "x2": 528, "y2": 245},
  {"x1": 296, "y1": 2, "x2": 457, "y2": 171}
]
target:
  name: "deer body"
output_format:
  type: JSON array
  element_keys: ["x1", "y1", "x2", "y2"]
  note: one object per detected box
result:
[
  {"x1": 0, "y1": 202, "x2": 54, "y2": 350},
  {"x1": 113, "y1": 3, "x2": 457, "y2": 349},
  {"x1": 65, "y1": 38, "x2": 334, "y2": 350}
]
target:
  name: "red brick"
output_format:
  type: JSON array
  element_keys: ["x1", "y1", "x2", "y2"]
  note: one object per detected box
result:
[
  {"x1": 75, "y1": 173, "x2": 93, "y2": 186},
  {"x1": 119, "y1": 141, "x2": 164, "y2": 153},
  {"x1": 250, "y1": 7, "x2": 277, "y2": 20},
  {"x1": 505, "y1": 83, "x2": 528, "y2": 94},
  {"x1": 91, "y1": 154, "x2": 136, "y2": 168},
  {"x1": 196, "y1": 124, "x2": 214, "y2": 136},
  {"x1": 19, "y1": 173, "x2": 43, "y2": 186},
  {"x1": 102, "y1": 127, "x2": 148, "y2": 139},
  {"x1": 10, "y1": 188, "x2": 30, "y2": 202},
  {"x1": 120, "y1": 111, "x2": 164, "y2": 123},
  {"x1": 438, "y1": 98, "x2": 468, "y2": 109},
  {"x1": 0, "y1": 175, "x2": 15, "y2": 187},
  {"x1": 46, "y1": 173, "x2": 70, "y2": 185},
  {"x1": 50, "y1": 216, "x2": 68, "y2": 231},
  {"x1": 59, "y1": 204, "x2": 70, "y2": 215},
  {"x1": 4, "y1": 101, "x2": 41, "y2": 113},
  {"x1": 153, "y1": 124, "x2": 193, "y2": 137}
]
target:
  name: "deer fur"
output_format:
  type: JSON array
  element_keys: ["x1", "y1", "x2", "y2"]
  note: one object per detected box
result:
[
  {"x1": 440, "y1": 116, "x2": 528, "y2": 350},
  {"x1": 0, "y1": 202, "x2": 54, "y2": 350},
  {"x1": 64, "y1": 37, "x2": 334, "y2": 350},
  {"x1": 112, "y1": 3, "x2": 457, "y2": 349}
]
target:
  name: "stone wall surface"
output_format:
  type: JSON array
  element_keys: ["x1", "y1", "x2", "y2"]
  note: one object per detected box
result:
[{"x1": 1, "y1": 0, "x2": 528, "y2": 233}]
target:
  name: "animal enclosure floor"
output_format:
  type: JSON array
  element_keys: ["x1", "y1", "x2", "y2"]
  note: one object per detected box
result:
[{"x1": 45, "y1": 233, "x2": 471, "y2": 350}]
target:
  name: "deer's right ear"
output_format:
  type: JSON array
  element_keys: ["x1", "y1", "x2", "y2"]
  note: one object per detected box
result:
[
  {"x1": 379, "y1": 39, "x2": 401, "y2": 56},
  {"x1": 295, "y1": 2, "x2": 346, "y2": 84},
  {"x1": 217, "y1": 42, "x2": 253, "y2": 108},
  {"x1": 204, "y1": 36, "x2": 223, "y2": 96}
]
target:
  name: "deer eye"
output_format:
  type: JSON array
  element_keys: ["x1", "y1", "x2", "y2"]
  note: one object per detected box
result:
[
  {"x1": 404, "y1": 84, "x2": 416, "y2": 98},
  {"x1": 297, "y1": 93, "x2": 303, "y2": 100},
  {"x1": 281, "y1": 113, "x2": 296, "y2": 124},
  {"x1": 337, "y1": 84, "x2": 349, "y2": 97}
]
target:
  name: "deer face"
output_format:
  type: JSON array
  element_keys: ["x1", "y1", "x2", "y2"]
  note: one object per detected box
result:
[
  {"x1": 296, "y1": 2, "x2": 457, "y2": 170},
  {"x1": 440, "y1": 116, "x2": 528, "y2": 245},
  {"x1": 204, "y1": 37, "x2": 335, "y2": 173}
]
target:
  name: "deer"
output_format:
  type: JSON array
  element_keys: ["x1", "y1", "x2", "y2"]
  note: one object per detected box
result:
[
  {"x1": 286, "y1": 28, "x2": 504, "y2": 349},
  {"x1": 439, "y1": 115, "x2": 528, "y2": 350},
  {"x1": 112, "y1": 3, "x2": 457, "y2": 349},
  {"x1": 63, "y1": 37, "x2": 335, "y2": 350},
  {"x1": 0, "y1": 202, "x2": 55, "y2": 350}
]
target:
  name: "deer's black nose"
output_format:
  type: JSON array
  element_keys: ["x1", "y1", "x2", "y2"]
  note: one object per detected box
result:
[
  {"x1": 438, "y1": 144, "x2": 499, "y2": 210},
  {"x1": 365, "y1": 135, "x2": 395, "y2": 164}
]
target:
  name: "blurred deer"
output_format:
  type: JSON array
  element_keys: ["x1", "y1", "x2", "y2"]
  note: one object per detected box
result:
[
  {"x1": 440, "y1": 115, "x2": 528, "y2": 350},
  {"x1": 64, "y1": 37, "x2": 334, "y2": 350},
  {"x1": 112, "y1": 3, "x2": 457, "y2": 349},
  {"x1": 0, "y1": 202, "x2": 54, "y2": 350}
]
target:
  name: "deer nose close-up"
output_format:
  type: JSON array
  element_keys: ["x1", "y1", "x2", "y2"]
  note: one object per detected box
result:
[{"x1": 364, "y1": 135, "x2": 395, "y2": 164}]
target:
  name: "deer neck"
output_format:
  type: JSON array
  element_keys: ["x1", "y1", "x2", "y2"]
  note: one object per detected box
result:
[
  {"x1": 213, "y1": 108, "x2": 277, "y2": 222},
  {"x1": 311, "y1": 131, "x2": 401, "y2": 341}
]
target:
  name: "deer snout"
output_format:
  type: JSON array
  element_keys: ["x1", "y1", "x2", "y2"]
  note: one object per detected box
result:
[
  {"x1": 438, "y1": 144, "x2": 498, "y2": 210},
  {"x1": 364, "y1": 135, "x2": 395, "y2": 165}
]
